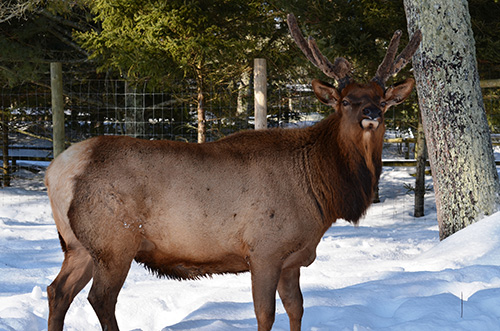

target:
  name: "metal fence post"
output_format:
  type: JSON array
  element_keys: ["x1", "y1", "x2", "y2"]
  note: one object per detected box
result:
[
  {"x1": 254, "y1": 58, "x2": 267, "y2": 130},
  {"x1": 51, "y1": 62, "x2": 65, "y2": 158}
]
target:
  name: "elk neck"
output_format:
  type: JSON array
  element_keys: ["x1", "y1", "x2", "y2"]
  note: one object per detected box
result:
[{"x1": 302, "y1": 113, "x2": 384, "y2": 226}]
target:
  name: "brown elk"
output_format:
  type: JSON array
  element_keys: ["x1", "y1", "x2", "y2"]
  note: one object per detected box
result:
[{"x1": 45, "y1": 14, "x2": 421, "y2": 331}]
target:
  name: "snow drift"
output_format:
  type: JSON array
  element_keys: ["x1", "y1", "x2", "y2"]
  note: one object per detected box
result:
[{"x1": 1, "y1": 167, "x2": 500, "y2": 330}]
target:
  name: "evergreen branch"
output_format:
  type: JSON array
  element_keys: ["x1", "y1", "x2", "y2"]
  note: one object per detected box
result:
[
  {"x1": 48, "y1": 23, "x2": 89, "y2": 57},
  {"x1": 39, "y1": 8, "x2": 88, "y2": 32},
  {"x1": 0, "y1": 0, "x2": 42, "y2": 23}
]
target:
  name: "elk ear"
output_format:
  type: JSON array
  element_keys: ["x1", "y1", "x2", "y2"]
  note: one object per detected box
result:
[
  {"x1": 312, "y1": 79, "x2": 340, "y2": 107},
  {"x1": 384, "y1": 78, "x2": 415, "y2": 111}
]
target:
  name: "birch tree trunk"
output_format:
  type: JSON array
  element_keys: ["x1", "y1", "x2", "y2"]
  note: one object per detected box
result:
[{"x1": 404, "y1": 0, "x2": 500, "y2": 240}]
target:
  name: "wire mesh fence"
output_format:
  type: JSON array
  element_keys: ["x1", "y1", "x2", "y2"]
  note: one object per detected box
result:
[
  {"x1": 1, "y1": 71, "x2": 500, "y2": 187},
  {"x1": 0, "y1": 75, "x2": 329, "y2": 186},
  {"x1": 1, "y1": 78, "x2": 326, "y2": 141}
]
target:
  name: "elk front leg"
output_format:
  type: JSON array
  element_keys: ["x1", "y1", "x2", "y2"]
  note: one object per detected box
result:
[
  {"x1": 250, "y1": 261, "x2": 282, "y2": 331},
  {"x1": 277, "y1": 267, "x2": 303, "y2": 331}
]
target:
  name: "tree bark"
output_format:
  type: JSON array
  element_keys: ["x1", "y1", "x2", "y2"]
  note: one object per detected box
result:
[
  {"x1": 236, "y1": 70, "x2": 251, "y2": 117},
  {"x1": 124, "y1": 80, "x2": 146, "y2": 139},
  {"x1": 404, "y1": 0, "x2": 500, "y2": 239},
  {"x1": 254, "y1": 58, "x2": 267, "y2": 130},
  {"x1": 197, "y1": 72, "x2": 206, "y2": 143}
]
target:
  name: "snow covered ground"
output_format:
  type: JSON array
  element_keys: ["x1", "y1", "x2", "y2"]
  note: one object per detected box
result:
[{"x1": 2, "y1": 166, "x2": 500, "y2": 330}]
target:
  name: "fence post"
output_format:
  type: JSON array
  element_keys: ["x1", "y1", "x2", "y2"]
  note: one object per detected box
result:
[
  {"x1": 414, "y1": 113, "x2": 428, "y2": 217},
  {"x1": 1, "y1": 110, "x2": 9, "y2": 187},
  {"x1": 254, "y1": 58, "x2": 267, "y2": 130},
  {"x1": 51, "y1": 62, "x2": 65, "y2": 158}
]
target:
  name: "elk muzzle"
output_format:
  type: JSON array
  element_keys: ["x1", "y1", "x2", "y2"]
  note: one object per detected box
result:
[{"x1": 361, "y1": 107, "x2": 382, "y2": 130}]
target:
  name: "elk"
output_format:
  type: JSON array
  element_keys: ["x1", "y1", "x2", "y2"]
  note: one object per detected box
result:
[{"x1": 45, "y1": 14, "x2": 421, "y2": 331}]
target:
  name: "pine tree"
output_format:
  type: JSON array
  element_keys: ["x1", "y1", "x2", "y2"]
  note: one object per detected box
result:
[{"x1": 76, "y1": 0, "x2": 286, "y2": 142}]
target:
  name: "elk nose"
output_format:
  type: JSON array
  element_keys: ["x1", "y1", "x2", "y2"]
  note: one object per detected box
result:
[{"x1": 363, "y1": 107, "x2": 382, "y2": 120}]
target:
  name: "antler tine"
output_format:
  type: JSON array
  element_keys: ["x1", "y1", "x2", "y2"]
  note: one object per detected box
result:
[
  {"x1": 287, "y1": 14, "x2": 318, "y2": 66},
  {"x1": 392, "y1": 30, "x2": 422, "y2": 76},
  {"x1": 307, "y1": 37, "x2": 352, "y2": 86},
  {"x1": 373, "y1": 29, "x2": 422, "y2": 88},
  {"x1": 287, "y1": 13, "x2": 351, "y2": 87},
  {"x1": 373, "y1": 30, "x2": 402, "y2": 87}
]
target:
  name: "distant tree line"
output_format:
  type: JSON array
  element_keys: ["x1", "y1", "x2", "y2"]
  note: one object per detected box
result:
[{"x1": 0, "y1": 0, "x2": 499, "y2": 142}]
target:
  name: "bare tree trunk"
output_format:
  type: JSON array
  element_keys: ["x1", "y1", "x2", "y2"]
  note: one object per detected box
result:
[
  {"x1": 236, "y1": 70, "x2": 251, "y2": 117},
  {"x1": 254, "y1": 58, "x2": 267, "y2": 130},
  {"x1": 404, "y1": 0, "x2": 500, "y2": 239},
  {"x1": 197, "y1": 72, "x2": 206, "y2": 143},
  {"x1": 124, "y1": 80, "x2": 146, "y2": 139},
  {"x1": 414, "y1": 111, "x2": 427, "y2": 217}
]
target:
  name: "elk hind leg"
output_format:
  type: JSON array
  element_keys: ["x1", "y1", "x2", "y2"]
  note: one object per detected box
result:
[
  {"x1": 47, "y1": 240, "x2": 93, "y2": 331},
  {"x1": 277, "y1": 267, "x2": 303, "y2": 331},
  {"x1": 87, "y1": 246, "x2": 137, "y2": 331}
]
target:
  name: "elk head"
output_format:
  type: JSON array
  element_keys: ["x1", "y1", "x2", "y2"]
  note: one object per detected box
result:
[{"x1": 287, "y1": 13, "x2": 421, "y2": 136}]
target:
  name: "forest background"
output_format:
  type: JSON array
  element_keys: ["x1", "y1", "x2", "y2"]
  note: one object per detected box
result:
[{"x1": 0, "y1": 0, "x2": 499, "y2": 143}]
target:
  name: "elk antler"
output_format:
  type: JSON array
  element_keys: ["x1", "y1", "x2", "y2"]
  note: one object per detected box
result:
[
  {"x1": 287, "y1": 13, "x2": 352, "y2": 90},
  {"x1": 372, "y1": 29, "x2": 422, "y2": 88}
]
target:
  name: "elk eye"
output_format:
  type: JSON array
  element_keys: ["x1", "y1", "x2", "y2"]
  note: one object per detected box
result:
[
  {"x1": 342, "y1": 100, "x2": 350, "y2": 107},
  {"x1": 380, "y1": 101, "x2": 387, "y2": 108}
]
